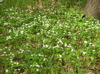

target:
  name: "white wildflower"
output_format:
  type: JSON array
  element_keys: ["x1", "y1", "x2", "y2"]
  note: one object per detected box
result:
[
  {"x1": 36, "y1": 69, "x2": 39, "y2": 71},
  {"x1": 36, "y1": 65, "x2": 40, "y2": 68},
  {"x1": 89, "y1": 42, "x2": 92, "y2": 45},
  {"x1": 90, "y1": 57, "x2": 93, "y2": 60},
  {"x1": 58, "y1": 55, "x2": 62, "y2": 58},
  {"x1": 28, "y1": 26, "x2": 31, "y2": 27},
  {"x1": 9, "y1": 29, "x2": 11, "y2": 33},
  {"x1": 18, "y1": 69, "x2": 20, "y2": 71},
  {"x1": 14, "y1": 69, "x2": 17, "y2": 71},
  {"x1": 64, "y1": 43, "x2": 67, "y2": 47},
  {"x1": 16, "y1": 62, "x2": 19, "y2": 65},
  {"x1": 5, "y1": 47, "x2": 7, "y2": 48},
  {"x1": 5, "y1": 69, "x2": 9, "y2": 72},
  {"x1": 92, "y1": 44, "x2": 95, "y2": 47},
  {"x1": 38, "y1": 54, "x2": 43, "y2": 56},
  {"x1": 67, "y1": 44, "x2": 72, "y2": 47},
  {"x1": 45, "y1": 24, "x2": 49, "y2": 27},
  {"x1": 31, "y1": 54, "x2": 33, "y2": 56},
  {"x1": 74, "y1": 37, "x2": 76, "y2": 40},
  {"x1": 77, "y1": 57, "x2": 79, "y2": 59},
  {"x1": 20, "y1": 30, "x2": 24, "y2": 34},
  {"x1": 93, "y1": 50, "x2": 95, "y2": 52},
  {"x1": 6, "y1": 36, "x2": 11, "y2": 40},
  {"x1": 84, "y1": 41, "x2": 87, "y2": 43},
  {"x1": 71, "y1": 49, "x2": 74, "y2": 52},
  {"x1": 43, "y1": 58, "x2": 47, "y2": 61},
  {"x1": 95, "y1": 26, "x2": 100, "y2": 29},
  {"x1": 37, "y1": 33, "x2": 40, "y2": 35},
  {"x1": 43, "y1": 44, "x2": 49, "y2": 48},
  {"x1": 3, "y1": 52, "x2": 6, "y2": 54},
  {"x1": 14, "y1": 62, "x2": 19, "y2": 65},
  {"x1": 0, "y1": 49, "x2": 2, "y2": 51},
  {"x1": 10, "y1": 8, "x2": 12, "y2": 11},
  {"x1": 68, "y1": 32, "x2": 71, "y2": 35},
  {"x1": 82, "y1": 52, "x2": 87, "y2": 55},
  {"x1": 4, "y1": 22, "x2": 9, "y2": 25},
  {"x1": 15, "y1": 32, "x2": 18, "y2": 36},
  {"x1": 30, "y1": 65, "x2": 35, "y2": 67},
  {"x1": 57, "y1": 39, "x2": 63, "y2": 44},
  {"x1": 53, "y1": 45, "x2": 59, "y2": 48}
]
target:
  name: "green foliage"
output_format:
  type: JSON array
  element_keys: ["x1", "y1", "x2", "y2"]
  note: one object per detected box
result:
[
  {"x1": 0, "y1": 0, "x2": 100, "y2": 74},
  {"x1": 0, "y1": 0, "x2": 86, "y2": 11}
]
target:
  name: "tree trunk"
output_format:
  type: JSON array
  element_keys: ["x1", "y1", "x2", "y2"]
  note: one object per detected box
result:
[{"x1": 84, "y1": 0, "x2": 100, "y2": 20}]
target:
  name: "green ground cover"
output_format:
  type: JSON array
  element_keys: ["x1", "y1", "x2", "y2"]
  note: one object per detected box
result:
[{"x1": 0, "y1": 0, "x2": 100, "y2": 74}]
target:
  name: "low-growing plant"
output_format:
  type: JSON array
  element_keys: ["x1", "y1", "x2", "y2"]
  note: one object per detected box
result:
[{"x1": 0, "y1": 1, "x2": 100, "y2": 74}]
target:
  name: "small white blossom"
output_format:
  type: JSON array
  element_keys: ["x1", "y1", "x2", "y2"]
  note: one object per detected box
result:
[
  {"x1": 3, "y1": 52, "x2": 6, "y2": 54},
  {"x1": 43, "y1": 45, "x2": 49, "y2": 48},
  {"x1": 4, "y1": 22, "x2": 9, "y2": 25},
  {"x1": 82, "y1": 52, "x2": 87, "y2": 55},
  {"x1": 43, "y1": 58, "x2": 47, "y2": 61},
  {"x1": 36, "y1": 65, "x2": 40, "y2": 68},
  {"x1": 6, "y1": 36, "x2": 12, "y2": 40},
  {"x1": 36, "y1": 69, "x2": 39, "y2": 71},
  {"x1": 67, "y1": 44, "x2": 72, "y2": 47},
  {"x1": 53, "y1": 45, "x2": 59, "y2": 48},
  {"x1": 28, "y1": 26, "x2": 31, "y2": 27},
  {"x1": 10, "y1": 8, "x2": 12, "y2": 11},
  {"x1": 37, "y1": 33, "x2": 40, "y2": 35},
  {"x1": 93, "y1": 50, "x2": 95, "y2": 52},
  {"x1": 71, "y1": 49, "x2": 74, "y2": 52},
  {"x1": 16, "y1": 62, "x2": 19, "y2": 65},
  {"x1": 38, "y1": 54, "x2": 43, "y2": 56},
  {"x1": 58, "y1": 55, "x2": 62, "y2": 58},
  {"x1": 68, "y1": 32, "x2": 71, "y2": 35},
  {"x1": 18, "y1": 69, "x2": 20, "y2": 71},
  {"x1": 77, "y1": 57, "x2": 79, "y2": 59},
  {"x1": 89, "y1": 42, "x2": 92, "y2": 45},
  {"x1": 15, "y1": 32, "x2": 18, "y2": 36},
  {"x1": 14, "y1": 62, "x2": 19, "y2": 65},
  {"x1": 95, "y1": 26, "x2": 100, "y2": 29},
  {"x1": 19, "y1": 49, "x2": 24, "y2": 53},
  {"x1": 0, "y1": 49, "x2": 2, "y2": 51},
  {"x1": 45, "y1": 24, "x2": 50, "y2": 27},
  {"x1": 57, "y1": 39, "x2": 63, "y2": 44},
  {"x1": 90, "y1": 57, "x2": 93, "y2": 60},
  {"x1": 92, "y1": 44, "x2": 95, "y2": 47},
  {"x1": 14, "y1": 69, "x2": 17, "y2": 71},
  {"x1": 64, "y1": 43, "x2": 67, "y2": 47},
  {"x1": 5, "y1": 69, "x2": 9, "y2": 72},
  {"x1": 74, "y1": 37, "x2": 76, "y2": 40},
  {"x1": 5, "y1": 47, "x2": 7, "y2": 48},
  {"x1": 84, "y1": 41, "x2": 87, "y2": 43},
  {"x1": 9, "y1": 29, "x2": 12, "y2": 33},
  {"x1": 31, "y1": 54, "x2": 33, "y2": 56},
  {"x1": 30, "y1": 65, "x2": 34, "y2": 67},
  {"x1": 20, "y1": 30, "x2": 24, "y2": 34}
]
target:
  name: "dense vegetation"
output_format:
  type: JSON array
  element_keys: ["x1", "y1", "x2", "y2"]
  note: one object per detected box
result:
[{"x1": 0, "y1": 0, "x2": 100, "y2": 74}]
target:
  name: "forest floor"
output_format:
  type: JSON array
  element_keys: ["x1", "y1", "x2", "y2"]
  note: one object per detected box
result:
[{"x1": 0, "y1": 3, "x2": 100, "y2": 74}]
